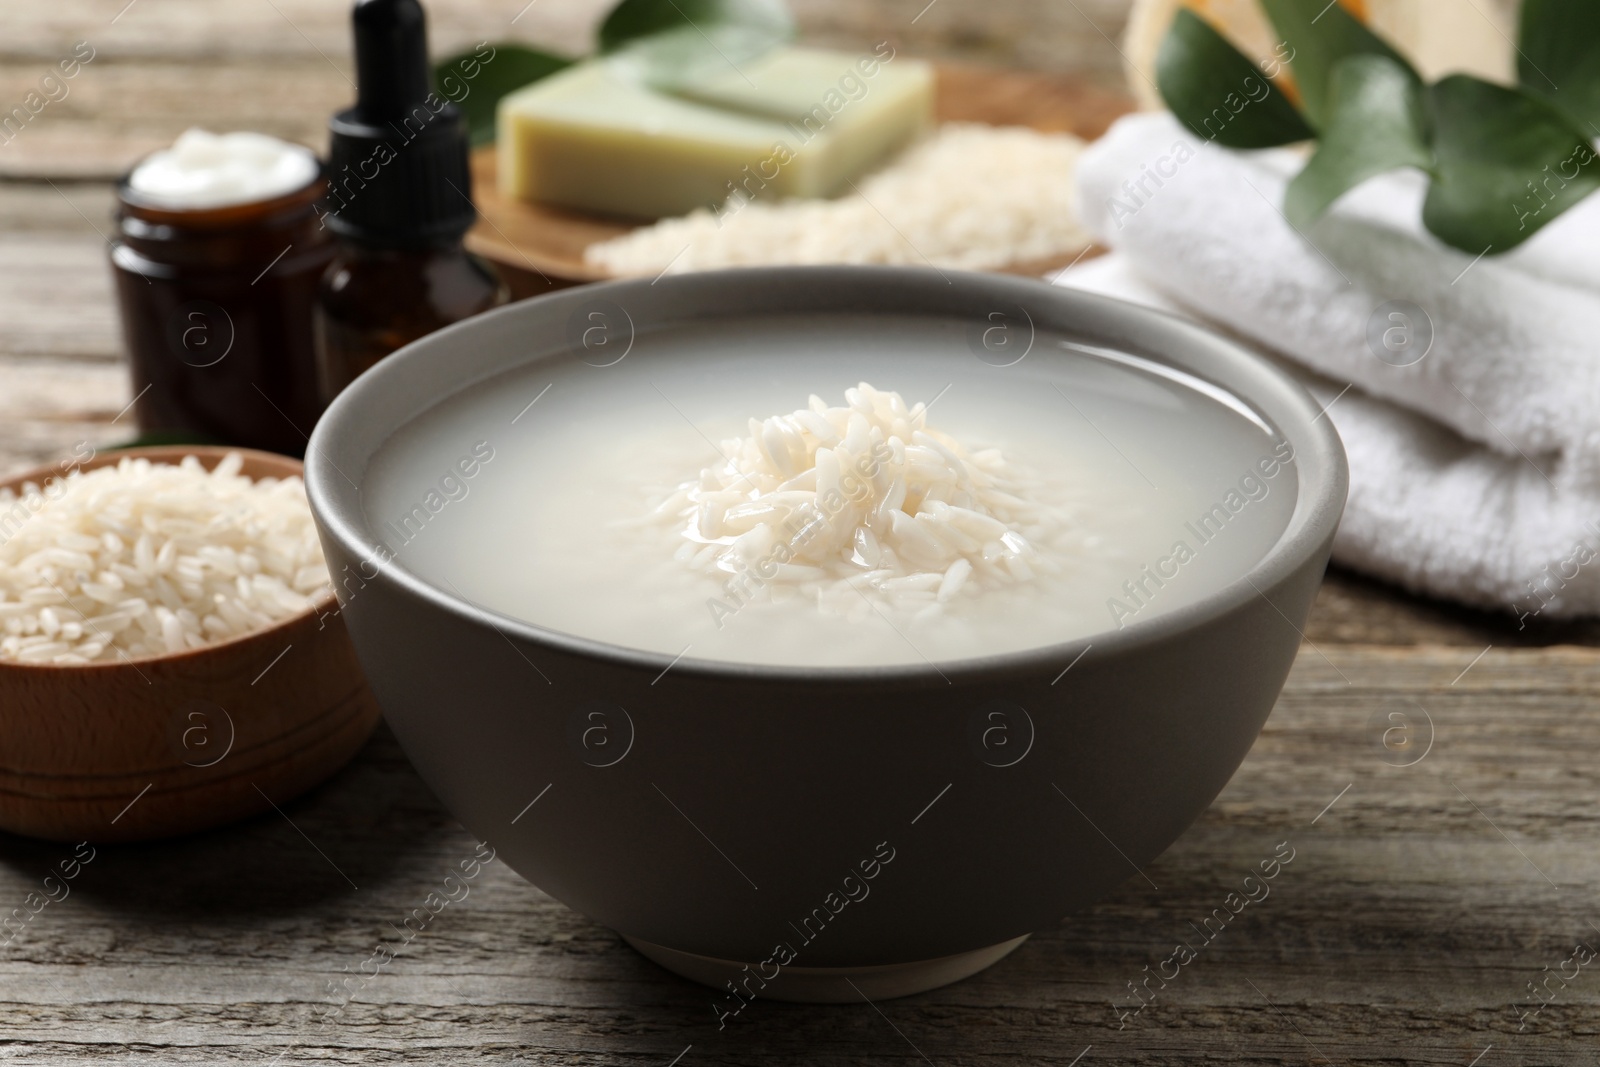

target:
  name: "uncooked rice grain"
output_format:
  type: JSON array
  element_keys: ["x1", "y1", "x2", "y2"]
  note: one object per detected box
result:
[
  {"x1": 0, "y1": 453, "x2": 331, "y2": 665},
  {"x1": 586, "y1": 123, "x2": 1089, "y2": 276},
  {"x1": 648, "y1": 384, "x2": 1072, "y2": 621}
]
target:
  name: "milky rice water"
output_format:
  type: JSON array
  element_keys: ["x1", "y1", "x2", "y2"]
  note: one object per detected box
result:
[{"x1": 362, "y1": 316, "x2": 1297, "y2": 669}]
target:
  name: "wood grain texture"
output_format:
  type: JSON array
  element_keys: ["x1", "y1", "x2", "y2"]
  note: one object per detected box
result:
[
  {"x1": 0, "y1": 0, "x2": 1134, "y2": 180},
  {"x1": 0, "y1": 357, "x2": 130, "y2": 484},
  {"x1": 0, "y1": 0, "x2": 1133, "y2": 79},
  {"x1": 1, "y1": 645, "x2": 1596, "y2": 1064},
  {"x1": 3, "y1": 2, "x2": 1598, "y2": 1062},
  {"x1": 0, "y1": 236, "x2": 119, "y2": 361}
]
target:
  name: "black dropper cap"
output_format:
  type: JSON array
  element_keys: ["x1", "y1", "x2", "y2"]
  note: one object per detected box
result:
[{"x1": 324, "y1": 0, "x2": 475, "y2": 246}]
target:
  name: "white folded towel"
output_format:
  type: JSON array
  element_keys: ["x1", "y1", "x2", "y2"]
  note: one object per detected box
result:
[{"x1": 1063, "y1": 112, "x2": 1600, "y2": 622}]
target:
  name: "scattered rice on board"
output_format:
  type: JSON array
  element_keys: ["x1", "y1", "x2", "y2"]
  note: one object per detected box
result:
[
  {"x1": 0, "y1": 453, "x2": 332, "y2": 665},
  {"x1": 586, "y1": 123, "x2": 1089, "y2": 276}
]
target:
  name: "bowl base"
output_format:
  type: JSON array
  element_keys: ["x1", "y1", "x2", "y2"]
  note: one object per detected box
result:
[{"x1": 622, "y1": 933, "x2": 1030, "y2": 1003}]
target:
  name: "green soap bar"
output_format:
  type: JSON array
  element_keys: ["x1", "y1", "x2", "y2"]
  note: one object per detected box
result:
[{"x1": 497, "y1": 46, "x2": 934, "y2": 220}]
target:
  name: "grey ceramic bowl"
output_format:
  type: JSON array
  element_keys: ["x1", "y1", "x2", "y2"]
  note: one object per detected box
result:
[{"x1": 305, "y1": 266, "x2": 1347, "y2": 1003}]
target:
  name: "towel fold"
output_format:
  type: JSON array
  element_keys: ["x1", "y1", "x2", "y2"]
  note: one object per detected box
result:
[{"x1": 1062, "y1": 113, "x2": 1600, "y2": 621}]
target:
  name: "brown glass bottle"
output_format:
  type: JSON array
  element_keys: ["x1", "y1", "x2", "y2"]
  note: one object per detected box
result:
[
  {"x1": 314, "y1": 0, "x2": 507, "y2": 402},
  {"x1": 111, "y1": 176, "x2": 334, "y2": 455},
  {"x1": 315, "y1": 240, "x2": 507, "y2": 400}
]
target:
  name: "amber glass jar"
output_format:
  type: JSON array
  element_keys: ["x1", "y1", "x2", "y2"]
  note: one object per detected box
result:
[{"x1": 110, "y1": 176, "x2": 335, "y2": 456}]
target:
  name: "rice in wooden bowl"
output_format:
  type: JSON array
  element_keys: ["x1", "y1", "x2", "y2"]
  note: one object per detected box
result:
[{"x1": 0, "y1": 446, "x2": 380, "y2": 842}]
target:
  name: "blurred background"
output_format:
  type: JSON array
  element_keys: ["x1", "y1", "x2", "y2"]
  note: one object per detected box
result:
[{"x1": 0, "y1": 0, "x2": 1134, "y2": 479}]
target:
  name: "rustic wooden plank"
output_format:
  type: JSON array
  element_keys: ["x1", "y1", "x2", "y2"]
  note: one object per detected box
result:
[
  {"x1": 11, "y1": 3, "x2": 1593, "y2": 1064},
  {"x1": 0, "y1": 58, "x2": 1137, "y2": 183},
  {"x1": 0, "y1": 358, "x2": 133, "y2": 480},
  {"x1": 0, "y1": 0, "x2": 1136, "y2": 180},
  {"x1": 1311, "y1": 566, "x2": 1600, "y2": 649},
  {"x1": 0, "y1": 0, "x2": 609, "y2": 61},
  {"x1": 0, "y1": 215, "x2": 130, "y2": 478},
  {"x1": 0, "y1": 62, "x2": 336, "y2": 181},
  {"x1": 0, "y1": 234, "x2": 119, "y2": 362},
  {"x1": 0, "y1": 182, "x2": 114, "y2": 234},
  {"x1": 0, "y1": 0, "x2": 1133, "y2": 85},
  {"x1": 0, "y1": 645, "x2": 1594, "y2": 1064},
  {"x1": 934, "y1": 56, "x2": 1132, "y2": 138}
]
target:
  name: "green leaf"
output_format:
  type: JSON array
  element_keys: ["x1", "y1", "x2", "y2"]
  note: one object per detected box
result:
[
  {"x1": 596, "y1": 0, "x2": 793, "y2": 93},
  {"x1": 1156, "y1": 9, "x2": 1314, "y2": 149},
  {"x1": 1286, "y1": 54, "x2": 1431, "y2": 229},
  {"x1": 1422, "y1": 75, "x2": 1600, "y2": 253},
  {"x1": 602, "y1": 25, "x2": 789, "y2": 94},
  {"x1": 1258, "y1": 0, "x2": 1418, "y2": 130},
  {"x1": 432, "y1": 43, "x2": 573, "y2": 146},
  {"x1": 597, "y1": 0, "x2": 792, "y2": 52},
  {"x1": 1517, "y1": 0, "x2": 1600, "y2": 131}
]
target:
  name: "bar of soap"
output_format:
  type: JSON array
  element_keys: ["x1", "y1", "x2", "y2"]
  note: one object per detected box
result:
[{"x1": 497, "y1": 46, "x2": 934, "y2": 220}]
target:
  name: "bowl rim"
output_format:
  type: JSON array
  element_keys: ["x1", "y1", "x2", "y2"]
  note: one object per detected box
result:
[
  {"x1": 306, "y1": 265, "x2": 1349, "y2": 684},
  {"x1": 0, "y1": 445, "x2": 336, "y2": 673}
]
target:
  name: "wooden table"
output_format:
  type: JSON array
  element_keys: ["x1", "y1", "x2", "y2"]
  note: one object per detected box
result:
[{"x1": 3, "y1": 3, "x2": 1599, "y2": 1063}]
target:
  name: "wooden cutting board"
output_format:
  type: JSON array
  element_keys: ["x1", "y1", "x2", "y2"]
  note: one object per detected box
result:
[{"x1": 466, "y1": 64, "x2": 1134, "y2": 296}]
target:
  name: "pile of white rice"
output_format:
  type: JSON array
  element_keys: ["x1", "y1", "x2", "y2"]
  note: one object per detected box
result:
[
  {"x1": 586, "y1": 123, "x2": 1089, "y2": 276},
  {"x1": 0, "y1": 453, "x2": 331, "y2": 665},
  {"x1": 648, "y1": 384, "x2": 1069, "y2": 621}
]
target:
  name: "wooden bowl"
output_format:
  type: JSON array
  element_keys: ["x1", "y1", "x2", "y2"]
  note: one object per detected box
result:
[
  {"x1": 466, "y1": 63, "x2": 1134, "y2": 299},
  {"x1": 0, "y1": 446, "x2": 381, "y2": 843}
]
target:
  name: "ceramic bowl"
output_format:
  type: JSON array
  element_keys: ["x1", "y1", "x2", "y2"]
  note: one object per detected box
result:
[
  {"x1": 305, "y1": 267, "x2": 1347, "y2": 1002},
  {"x1": 0, "y1": 446, "x2": 381, "y2": 842}
]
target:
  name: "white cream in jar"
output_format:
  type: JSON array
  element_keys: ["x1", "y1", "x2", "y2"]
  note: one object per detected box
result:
[{"x1": 127, "y1": 128, "x2": 319, "y2": 210}]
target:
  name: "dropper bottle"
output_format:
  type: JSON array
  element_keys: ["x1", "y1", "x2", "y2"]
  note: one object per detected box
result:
[{"x1": 315, "y1": 0, "x2": 507, "y2": 402}]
